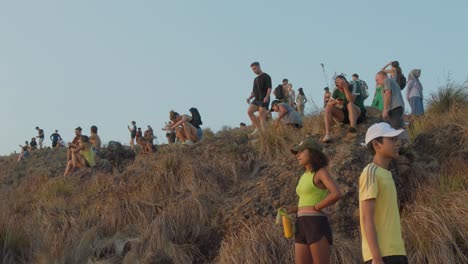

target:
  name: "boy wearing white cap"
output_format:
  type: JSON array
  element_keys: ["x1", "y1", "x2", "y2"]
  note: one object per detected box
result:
[{"x1": 359, "y1": 123, "x2": 407, "y2": 264}]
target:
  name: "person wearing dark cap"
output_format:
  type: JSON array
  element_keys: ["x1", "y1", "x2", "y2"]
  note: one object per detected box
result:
[
  {"x1": 50, "y1": 130, "x2": 61, "y2": 148},
  {"x1": 283, "y1": 137, "x2": 342, "y2": 264},
  {"x1": 67, "y1": 126, "x2": 82, "y2": 162},
  {"x1": 323, "y1": 87, "x2": 331, "y2": 108}
]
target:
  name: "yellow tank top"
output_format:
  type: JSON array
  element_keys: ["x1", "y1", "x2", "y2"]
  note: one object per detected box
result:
[
  {"x1": 80, "y1": 146, "x2": 96, "y2": 167},
  {"x1": 296, "y1": 171, "x2": 328, "y2": 207}
]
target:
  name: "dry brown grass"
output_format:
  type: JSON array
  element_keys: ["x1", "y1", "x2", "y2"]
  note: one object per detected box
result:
[
  {"x1": 402, "y1": 163, "x2": 468, "y2": 264},
  {"x1": 0, "y1": 95, "x2": 467, "y2": 263}
]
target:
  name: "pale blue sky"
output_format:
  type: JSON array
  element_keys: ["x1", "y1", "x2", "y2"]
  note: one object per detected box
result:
[{"x1": 1, "y1": 1, "x2": 467, "y2": 155}]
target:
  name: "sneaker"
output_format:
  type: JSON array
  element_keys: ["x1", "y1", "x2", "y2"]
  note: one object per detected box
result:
[
  {"x1": 348, "y1": 127, "x2": 357, "y2": 133},
  {"x1": 250, "y1": 128, "x2": 259, "y2": 135},
  {"x1": 183, "y1": 140, "x2": 194, "y2": 146},
  {"x1": 322, "y1": 134, "x2": 332, "y2": 143}
]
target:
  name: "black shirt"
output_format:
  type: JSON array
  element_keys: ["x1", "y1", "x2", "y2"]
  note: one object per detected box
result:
[
  {"x1": 252, "y1": 73, "x2": 272, "y2": 100},
  {"x1": 38, "y1": 129, "x2": 44, "y2": 139}
]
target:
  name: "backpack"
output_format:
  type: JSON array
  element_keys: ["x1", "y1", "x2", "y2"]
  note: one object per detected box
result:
[
  {"x1": 350, "y1": 80, "x2": 368, "y2": 100},
  {"x1": 397, "y1": 72, "x2": 407, "y2": 90},
  {"x1": 359, "y1": 80, "x2": 369, "y2": 100},
  {"x1": 274, "y1": 84, "x2": 285, "y2": 100},
  {"x1": 189, "y1": 107, "x2": 203, "y2": 127}
]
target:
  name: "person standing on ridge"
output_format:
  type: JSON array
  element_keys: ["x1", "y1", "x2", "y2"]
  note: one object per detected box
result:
[
  {"x1": 406, "y1": 69, "x2": 424, "y2": 117},
  {"x1": 296, "y1": 88, "x2": 308, "y2": 116},
  {"x1": 128, "y1": 121, "x2": 137, "y2": 150},
  {"x1": 89, "y1": 125, "x2": 101, "y2": 154},
  {"x1": 35, "y1": 126, "x2": 45, "y2": 149},
  {"x1": 285, "y1": 137, "x2": 342, "y2": 264},
  {"x1": 50, "y1": 130, "x2": 61, "y2": 148},
  {"x1": 323, "y1": 87, "x2": 331, "y2": 108},
  {"x1": 287, "y1": 83, "x2": 296, "y2": 108},
  {"x1": 375, "y1": 71, "x2": 405, "y2": 129},
  {"x1": 246, "y1": 61, "x2": 272, "y2": 135},
  {"x1": 360, "y1": 123, "x2": 408, "y2": 264}
]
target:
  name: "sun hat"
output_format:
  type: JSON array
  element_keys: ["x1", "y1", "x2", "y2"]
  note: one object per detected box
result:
[
  {"x1": 291, "y1": 137, "x2": 323, "y2": 154},
  {"x1": 365, "y1": 122, "x2": 404, "y2": 145}
]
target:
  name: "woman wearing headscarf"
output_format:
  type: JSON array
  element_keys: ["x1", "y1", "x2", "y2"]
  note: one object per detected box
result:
[{"x1": 406, "y1": 69, "x2": 424, "y2": 116}]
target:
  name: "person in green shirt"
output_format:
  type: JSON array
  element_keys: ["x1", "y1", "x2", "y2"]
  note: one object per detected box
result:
[
  {"x1": 372, "y1": 85, "x2": 384, "y2": 111},
  {"x1": 322, "y1": 75, "x2": 367, "y2": 143}
]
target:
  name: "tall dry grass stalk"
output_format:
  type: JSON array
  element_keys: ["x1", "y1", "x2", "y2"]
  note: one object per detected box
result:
[{"x1": 402, "y1": 163, "x2": 468, "y2": 264}]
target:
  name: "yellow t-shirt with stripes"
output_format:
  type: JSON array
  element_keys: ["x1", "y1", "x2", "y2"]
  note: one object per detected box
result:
[{"x1": 359, "y1": 163, "x2": 406, "y2": 262}]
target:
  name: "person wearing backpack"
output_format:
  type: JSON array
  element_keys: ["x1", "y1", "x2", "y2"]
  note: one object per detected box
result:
[
  {"x1": 375, "y1": 71, "x2": 405, "y2": 129},
  {"x1": 352, "y1": 74, "x2": 369, "y2": 101},
  {"x1": 274, "y1": 78, "x2": 288, "y2": 103},
  {"x1": 381, "y1": 61, "x2": 406, "y2": 89}
]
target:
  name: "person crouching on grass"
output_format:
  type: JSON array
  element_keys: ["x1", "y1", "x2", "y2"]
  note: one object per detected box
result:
[
  {"x1": 284, "y1": 137, "x2": 342, "y2": 264},
  {"x1": 359, "y1": 123, "x2": 407, "y2": 264},
  {"x1": 63, "y1": 135, "x2": 96, "y2": 176}
]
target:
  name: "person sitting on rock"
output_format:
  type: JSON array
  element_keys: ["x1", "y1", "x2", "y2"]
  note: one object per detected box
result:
[
  {"x1": 322, "y1": 75, "x2": 367, "y2": 143},
  {"x1": 270, "y1": 100, "x2": 303, "y2": 129},
  {"x1": 64, "y1": 135, "x2": 96, "y2": 176},
  {"x1": 89, "y1": 125, "x2": 101, "y2": 155},
  {"x1": 284, "y1": 137, "x2": 342, "y2": 264},
  {"x1": 29, "y1": 137, "x2": 38, "y2": 151},
  {"x1": 67, "y1": 127, "x2": 82, "y2": 162},
  {"x1": 169, "y1": 110, "x2": 198, "y2": 145},
  {"x1": 17, "y1": 141, "x2": 30, "y2": 162}
]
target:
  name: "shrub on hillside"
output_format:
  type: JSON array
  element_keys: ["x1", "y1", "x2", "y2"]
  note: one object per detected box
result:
[{"x1": 426, "y1": 79, "x2": 468, "y2": 114}]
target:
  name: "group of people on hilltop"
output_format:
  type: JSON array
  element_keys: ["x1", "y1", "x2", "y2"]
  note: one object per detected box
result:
[
  {"x1": 125, "y1": 107, "x2": 203, "y2": 150},
  {"x1": 161, "y1": 108, "x2": 203, "y2": 146},
  {"x1": 370, "y1": 61, "x2": 425, "y2": 118},
  {"x1": 247, "y1": 62, "x2": 306, "y2": 134},
  {"x1": 245, "y1": 60, "x2": 424, "y2": 263},
  {"x1": 285, "y1": 122, "x2": 408, "y2": 264},
  {"x1": 127, "y1": 122, "x2": 157, "y2": 153},
  {"x1": 63, "y1": 126, "x2": 101, "y2": 176},
  {"x1": 273, "y1": 78, "x2": 309, "y2": 116}
]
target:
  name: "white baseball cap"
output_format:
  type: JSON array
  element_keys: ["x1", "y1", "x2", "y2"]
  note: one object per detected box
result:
[{"x1": 365, "y1": 122, "x2": 404, "y2": 145}]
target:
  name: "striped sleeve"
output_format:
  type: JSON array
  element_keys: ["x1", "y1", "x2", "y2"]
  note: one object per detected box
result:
[{"x1": 359, "y1": 164, "x2": 378, "y2": 201}]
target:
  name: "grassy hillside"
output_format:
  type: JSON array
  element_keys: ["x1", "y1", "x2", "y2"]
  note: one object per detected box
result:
[{"x1": 1, "y1": 86, "x2": 467, "y2": 264}]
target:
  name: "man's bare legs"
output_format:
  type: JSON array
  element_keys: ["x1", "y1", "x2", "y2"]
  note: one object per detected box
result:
[
  {"x1": 347, "y1": 103, "x2": 361, "y2": 129},
  {"x1": 247, "y1": 104, "x2": 260, "y2": 130},
  {"x1": 258, "y1": 107, "x2": 268, "y2": 131},
  {"x1": 324, "y1": 103, "x2": 345, "y2": 138},
  {"x1": 130, "y1": 138, "x2": 135, "y2": 150}
]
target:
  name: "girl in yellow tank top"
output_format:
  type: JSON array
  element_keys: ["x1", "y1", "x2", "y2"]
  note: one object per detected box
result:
[{"x1": 284, "y1": 137, "x2": 342, "y2": 264}]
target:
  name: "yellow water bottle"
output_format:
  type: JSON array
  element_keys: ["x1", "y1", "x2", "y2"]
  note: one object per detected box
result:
[{"x1": 282, "y1": 215, "x2": 293, "y2": 239}]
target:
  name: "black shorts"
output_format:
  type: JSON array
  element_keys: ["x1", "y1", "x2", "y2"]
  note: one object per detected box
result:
[
  {"x1": 295, "y1": 216, "x2": 333, "y2": 245},
  {"x1": 364, "y1": 255, "x2": 407, "y2": 264},
  {"x1": 251, "y1": 99, "x2": 270, "y2": 110},
  {"x1": 85, "y1": 159, "x2": 91, "y2": 167},
  {"x1": 343, "y1": 108, "x2": 367, "y2": 124}
]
